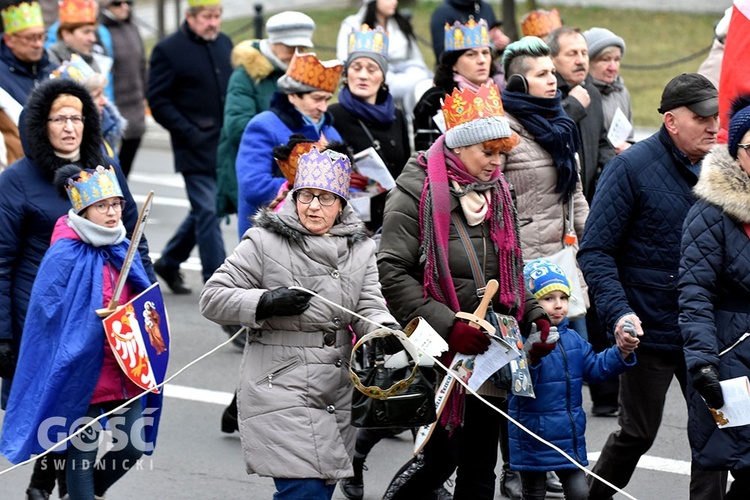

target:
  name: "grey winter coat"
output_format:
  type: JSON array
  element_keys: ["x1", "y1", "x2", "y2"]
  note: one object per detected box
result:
[
  {"x1": 199, "y1": 198, "x2": 396, "y2": 479},
  {"x1": 503, "y1": 114, "x2": 590, "y2": 304},
  {"x1": 591, "y1": 76, "x2": 634, "y2": 146}
]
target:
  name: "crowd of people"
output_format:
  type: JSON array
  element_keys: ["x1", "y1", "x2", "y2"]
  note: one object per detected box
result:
[{"x1": 0, "y1": 0, "x2": 747, "y2": 499}]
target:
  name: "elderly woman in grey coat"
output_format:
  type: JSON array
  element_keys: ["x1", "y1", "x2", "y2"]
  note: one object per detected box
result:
[{"x1": 200, "y1": 146, "x2": 398, "y2": 500}]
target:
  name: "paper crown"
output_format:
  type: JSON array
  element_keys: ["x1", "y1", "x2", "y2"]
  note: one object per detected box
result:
[
  {"x1": 444, "y1": 17, "x2": 490, "y2": 53},
  {"x1": 441, "y1": 82, "x2": 512, "y2": 148},
  {"x1": 51, "y1": 53, "x2": 95, "y2": 83},
  {"x1": 285, "y1": 52, "x2": 343, "y2": 94},
  {"x1": 347, "y1": 24, "x2": 389, "y2": 59},
  {"x1": 58, "y1": 0, "x2": 98, "y2": 24},
  {"x1": 523, "y1": 259, "x2": 572, "y2": 300},
  {"x1": 521, "y1": 9, "x2": 562, "y2": 38},
  {"x1": 275, "y1": 135, "x2": 328, "y2": 185},
  {"x1": 65, "y1": 165, "x2": 124, "y2": 213},
  {"x1": 187, "y1": 0, "x2": 221, "y2": 6},
  {"x1": 2, "y1": 2, "x2": 43, "y2": 34},
  {"x1": 293, "y1": 147, "x2": 351, "y2": 200}
]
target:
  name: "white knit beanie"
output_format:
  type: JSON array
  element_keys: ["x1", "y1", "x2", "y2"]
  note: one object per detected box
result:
[{"x1": 583, "y1": 27, "x2": 626, "y2": 59}]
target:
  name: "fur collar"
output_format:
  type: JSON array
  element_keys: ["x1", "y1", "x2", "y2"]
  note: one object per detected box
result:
[
  {"x1": 252, "y1": 198, "x2": 369, "y2": 247},
  {"x1": 231, "y1": 40, "x2": 275, "y2": 81},
  {"x1": 20, "y1": 79, "x2": 106, "y2": 181},
  {"x1": 695, "y1": 145, "x2": 750, "y2": 223}
]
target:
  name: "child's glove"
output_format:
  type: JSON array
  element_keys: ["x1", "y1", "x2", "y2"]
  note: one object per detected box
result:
[
  {"x1": 523, "y1": 321, "x2": 559, "y2": 365},
  {"x1": 448, "y1": 320, "x2": 491, "y2": 355},
  {"x1": 692, "y1": 365, "x2": 724, "y2": 409}
]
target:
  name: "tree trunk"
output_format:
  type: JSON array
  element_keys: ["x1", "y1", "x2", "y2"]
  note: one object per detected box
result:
[{"x1": 502, "y1": 0, "x2": 519, "y2": 41}]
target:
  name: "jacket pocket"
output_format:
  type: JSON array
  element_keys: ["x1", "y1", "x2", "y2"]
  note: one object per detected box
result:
[{"x1": 255, "y1": 356, "x2": 303, "y2": 389}]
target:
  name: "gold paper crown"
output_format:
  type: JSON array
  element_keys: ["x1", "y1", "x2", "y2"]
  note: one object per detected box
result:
[
  {"x1": 65, "y1": 165, "x2": 124, "y2": 213},
  {"x1": 275, "y1": 135, "x2": 328, "y2": 185},
  {"x1": 2, "y1": 2, "x2": 43, "y2": 34},
  {"x1": 58, "y1": 0, "x2": 97, "y2": 24},
  {"x1": 286, "y1": 52, "x2": 343, "y2": 94},
  {"x1": 187, "y1": 0, "x2": 221, "y2": 6},
  {"x1": 444, "y1": 17, "x2": 490, "y2": 53},
  {"x1": 441, "y1": 82, "x2": 512, "y2": 148},
  {"x1": 521, "y1": 9, "x2": 562, "y2": 38}
]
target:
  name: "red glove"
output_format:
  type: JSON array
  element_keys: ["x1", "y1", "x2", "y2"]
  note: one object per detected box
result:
[
  {"x1": 448, "y1": 320, "x2": 491, "y2": 355},
  {"x1": 524, "y1": 318, "x2": 557, "y2": 365},
  {"x1": 349, "y1": 172, "x2": 369, "y2": 191}
]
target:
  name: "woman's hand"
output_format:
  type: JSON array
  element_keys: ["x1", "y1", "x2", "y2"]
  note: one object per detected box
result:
[
  {"x1": 256, "y1": 288, "x2": 312, "y2": 320},
  {"x1": 448, "y1": 320, "x2": 491, "y2": 355}
]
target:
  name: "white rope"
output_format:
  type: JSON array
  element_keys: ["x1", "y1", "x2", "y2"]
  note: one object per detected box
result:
[
  {"x1": 0, "y1": 327, "x2": 247, "y2": 477},
  {"x1": 291, "y1": 285, "x2": 638, "y2": 500}
]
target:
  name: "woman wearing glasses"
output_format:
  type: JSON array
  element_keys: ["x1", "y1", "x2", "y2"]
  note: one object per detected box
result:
[
  {"x1": 200, "y1": 147, "x2": 399, "y2": 499},
  {"x1": 0, "y1": 78, "x2": 152, "y2": 500},
  {"x1": 678, "y1": 96, "x2": 750, "y2": 499},
  {"x1": 1, "y1": 164, "x2": 161, "y2": 500}
]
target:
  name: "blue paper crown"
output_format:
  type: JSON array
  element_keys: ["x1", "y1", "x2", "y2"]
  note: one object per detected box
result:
[
  {"x1": 66, "y1": 165, "x2": 124, "y2": 213},
  {"x1": 347, "y1": 24, "x2": 389, "y2": 59},
  {"x1": 444, "y1": 17, "x2": 490, "y2": 53},
  {"x1": 293, "y1": 147, "x2": 351, "y2": 200},
  {"x1": 51, "y1": 53, "x2": 96, "y2": 84}
]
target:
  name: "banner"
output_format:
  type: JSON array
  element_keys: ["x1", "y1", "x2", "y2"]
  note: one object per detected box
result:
[{"x1": 102, "y1": 283, "x2": 170, "y2": 393}]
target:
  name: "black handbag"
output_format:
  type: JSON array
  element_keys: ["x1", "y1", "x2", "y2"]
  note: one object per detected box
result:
[{"x1": 350, "y1": 328, "x2": 437, "y2": 429}]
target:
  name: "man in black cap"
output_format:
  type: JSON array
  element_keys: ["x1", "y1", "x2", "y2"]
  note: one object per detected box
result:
[{"x1": 578, "y1": 73, "x2": 728, "y2": 500}]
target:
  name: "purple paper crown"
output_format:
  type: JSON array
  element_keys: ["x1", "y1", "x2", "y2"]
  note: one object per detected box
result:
[{"x1": 293, "y1": 147, "x2": 351, "y2": 200}]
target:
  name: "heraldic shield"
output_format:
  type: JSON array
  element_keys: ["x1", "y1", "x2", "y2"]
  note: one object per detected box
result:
[{"x1": 102, "y1": 283, "x2": 170, "y2": 393}]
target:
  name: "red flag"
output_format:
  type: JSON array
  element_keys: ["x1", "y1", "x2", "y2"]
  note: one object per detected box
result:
[{"x1": 719, "y1": 1, "x2": 750, "y2": 143}]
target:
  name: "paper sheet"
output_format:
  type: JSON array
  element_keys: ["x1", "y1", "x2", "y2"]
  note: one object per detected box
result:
[
  {"x1": 710, "y1": 376, "x2": 750, "y2": 428},
  {"x1": 353, "y1": 147, "x2": 396, "y2": 190},
  {"x1": 451, "y1": 340, "x2": 519, "y2": 392},
  {"x1": 606, "y1": 107, "x2": 633, "y2": 148}
]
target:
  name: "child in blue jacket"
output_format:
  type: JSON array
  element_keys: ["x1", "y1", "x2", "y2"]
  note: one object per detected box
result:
[{"x1": 509, "y1": 259, "x2": 638, "y2": 499}]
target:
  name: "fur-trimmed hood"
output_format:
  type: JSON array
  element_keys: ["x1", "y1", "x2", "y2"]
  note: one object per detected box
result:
[
  {"x1": 20, "y1": 78, "x2": 105, "y2": 181},
  {"x1": 252, "y1": 194, "x2": 369, "y2": 247},
  {"x1": 695, "y1": 145, "x2": 750, "y2": 223},
  {"x1": 231, "y1": 40, "x2": 275, "y2": 81}
]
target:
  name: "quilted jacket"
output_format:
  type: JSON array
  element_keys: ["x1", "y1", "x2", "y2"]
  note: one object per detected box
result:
[
  {"x1": 679, "y1": 145, "x2": 750, "y2": 470},
  {"x1": 508, "y1": 318, "x2": 634, "y2": 471},
  {"x1": 578, "y1": 126, "x2": 700, "y2": 351},
  {"x1": 199, "y1": 201, "x2": 395, "y2": 479}
]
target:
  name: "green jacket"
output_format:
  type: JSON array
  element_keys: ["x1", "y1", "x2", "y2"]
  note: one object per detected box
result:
[{"x1": 216, "y1": 40, "x2": 286, "y2": 219}]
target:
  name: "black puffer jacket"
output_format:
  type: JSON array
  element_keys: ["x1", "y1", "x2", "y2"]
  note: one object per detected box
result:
[
  {"x1": 0, "y1": 79, "x2": 153, "y2": 362},
  {"x1": 679, "y1": 145, "x2": 750, "y2": 470}
]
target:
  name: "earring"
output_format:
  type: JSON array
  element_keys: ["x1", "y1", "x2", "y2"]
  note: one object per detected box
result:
[{"x1": 453, "y1": 148, "x2": 461, "y2": 154}]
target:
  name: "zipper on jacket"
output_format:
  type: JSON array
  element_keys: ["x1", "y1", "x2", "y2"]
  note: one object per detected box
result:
[
  {"x1": 559, "y1": 342, "x2": 581, "y2": 463},
  {"x1": 256, "y1": 357, "x2": 302, "y2": 389}
]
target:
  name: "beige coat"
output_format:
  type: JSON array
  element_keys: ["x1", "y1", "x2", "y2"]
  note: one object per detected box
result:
[
  {"x1": 503, "y1": 114, "x2": 590, "y2": 303},
  {"x1": 200, "y1": 200, "x2": 396, "y2": 480}
]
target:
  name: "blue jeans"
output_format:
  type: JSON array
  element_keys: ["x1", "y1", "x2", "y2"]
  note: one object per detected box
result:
[
  {"x1": 521, "y1": 469, "x2": 588, "y2": 500},
  {"x1": 160, "y1": 173, "x2": 226, "y2": 281},
  {"x1": 272, "y1": 478, "x2": 336, "y2": 499},
  {"x1": 66, "y1": 402, "x2": 144, "y2": 499}
]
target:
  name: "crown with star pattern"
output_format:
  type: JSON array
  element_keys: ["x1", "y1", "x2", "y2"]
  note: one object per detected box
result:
[
  {"x1": 444, "y1": 17, "x2": 490, "y2": 53},
  {"x1": 441, "y1": 82, "x2": 513, "y2": 148},
  {"x1": 65, "y1": 165, "x2": 124, "y2": 213}
]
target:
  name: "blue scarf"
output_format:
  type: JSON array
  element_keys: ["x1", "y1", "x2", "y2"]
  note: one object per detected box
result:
[
  {"x1": 501, "y1": 89, "x2": 581, "y2": 198},
  {"x1": 338, "y1": 86, "x2": 396, "y2": 125}
]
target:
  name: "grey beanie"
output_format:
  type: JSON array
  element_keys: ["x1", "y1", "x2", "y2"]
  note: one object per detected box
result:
[
  {"x1": 445, "y1": 116, "x2": 513, "y2": 149},
  {"x1": 266, "y1": 11, "x2": 315, "y2": 48},
  {"x1": 346, "y1": 51, "x2": 388, "y2": 76},
  {"x1": 583, "y1": 27, "x2": 626, "y2": 59}
]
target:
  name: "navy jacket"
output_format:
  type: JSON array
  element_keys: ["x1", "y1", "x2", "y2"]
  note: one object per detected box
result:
[
  {"x1": 430, "y1": 0, "x2": 496, "y2": 61},
  {"x1": 147, "y1": 22, "x2": 233, "y2": 175},
  {"x1": 0, "y1": 40, "x2": 53, "y2": 105},
  {"x1": 509, "y1": 319, "x2": 633, "y2": 471},
  {"x1": 578, "y1": 126, "x2": 700, "y2": 351},
  {"x1": 679, "y1": 145, "x2": 750, "y2": 470}
]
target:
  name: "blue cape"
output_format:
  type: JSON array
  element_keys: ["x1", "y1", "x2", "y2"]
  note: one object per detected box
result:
[{"x1": 0, "y1": 236, "x2": 160, "y2": 463}]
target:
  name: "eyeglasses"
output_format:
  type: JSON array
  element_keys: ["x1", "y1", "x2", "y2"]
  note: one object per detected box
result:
[
  {"x1": 48, "y1": 115, "x2": 85, "y2": 126},
  {"x1": 12, "y1": 32, "x2": 47, "y2": 43},
  {"x1": 92, "y1": 200, "x2": 125, "y2": 214},
  {"x1": 738, "y1": 143, "x2": 750, "y2": 152},
  {"x1": 110, "y1": 0, "x2": 133, "y2": 6},
  {"x1": 296, "y1": 190, "x2": 338, "y2": 206}
]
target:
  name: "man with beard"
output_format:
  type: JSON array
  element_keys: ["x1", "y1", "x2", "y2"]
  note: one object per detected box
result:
[{"x1": 147, "y1": 0, "x2": 232, "y2": 295}]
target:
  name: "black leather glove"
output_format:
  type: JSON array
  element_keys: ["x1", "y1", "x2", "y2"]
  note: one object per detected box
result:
[
  {"x1": 0, "y1": 339, "x2": 17, "y2": 379},
  {"x1": 256, "y1": 288, "x2": 312, "y2": 320},
  {"x1": 692, "y1": 365, "x2": 724, "y2": 409}
]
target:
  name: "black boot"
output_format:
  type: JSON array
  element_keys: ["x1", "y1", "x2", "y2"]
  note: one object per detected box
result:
[
  {"x1": 154, "y1": 258, "x2": 192, "y2": 295},
  {"x1": 221, "y1": 393, "x2": 239, "y2": 433},
  {"x1": 500, "y1": 468, "x2": 522, "y2": 500},
  {"x1": 339, "y1": 455, "x2": 366, "y2": 500}
]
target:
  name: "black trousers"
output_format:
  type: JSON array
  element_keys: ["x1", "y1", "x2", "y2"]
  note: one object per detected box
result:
[
  {"x1": 585, "y1": 304, "x2": 619, "y2": 408},
  {"x1": 588, "y1": 349, "x2": 727, "y2": 500},
  {"x1": 117, "y1": 137, "x2": 142, "y2": 178},
  {"x1": 384, "y1": 394, "x2": 502, "y2": 500}
]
